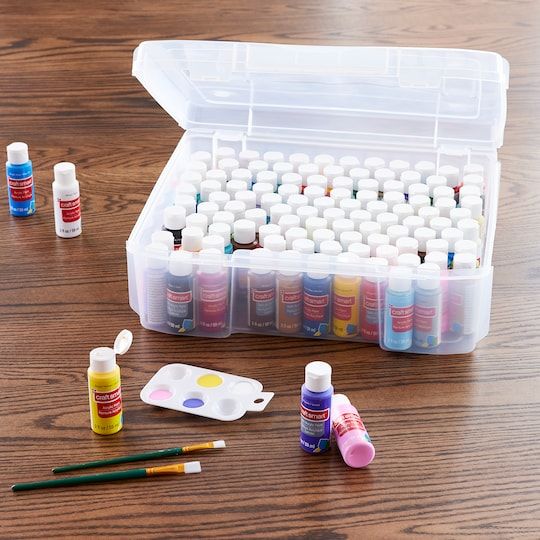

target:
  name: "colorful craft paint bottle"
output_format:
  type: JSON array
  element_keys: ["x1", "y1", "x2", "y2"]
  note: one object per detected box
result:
[
  {"x1": 302, "y1": 254, "x2": 332, "y2": 337},
  {"x1": 300, "y1": 361, "x2": 333, "y2": 454},
  {"x1": 332, "y1": 252, "x2": 361, "y2": 337},
  {"x1": 144, "y1": 242, "x2": 168, "y2": 326},
  {"x1": 247, "y1": 249, "x2": 275, "y2": 329},
  {"x1": 424, "y1": 251, "x2": 450, "y2": 333},
  {"x1": 413, "y1": 263, "x2": 442, "y2": 349},
  {"x1": 383, "y1": 266, "x2": 414, "y2": 351},
  {"x1": 166, "y1": 251, "x2": 195, "y2": 333},
  {"x1": 196, "y1": 250, "x2": 229, "y2": 333},
  {"x1": 332, "y1": 394, "x2": 375, "y2": 468},
  {"x1": 276, "y1": 250, "x2": 303, "y2": 334},
  {"x1": 6, "y1": 142, "x2": 35, "y2": 216},
  {"x1": 163, "y1": 206, "x2": 186, "y2": 250},
  {"x1": 88, "y1": 329, "x2": 132, "y2": 435},
  {"x1": 360, "y1": 257, "x2": 388, "y2": 342},
  {"x1": 449, "y1": 252, "x2": 478, "y2": 337},
  {"x1": 51, "y1": 162, "x2": 82, "y2": 238}
]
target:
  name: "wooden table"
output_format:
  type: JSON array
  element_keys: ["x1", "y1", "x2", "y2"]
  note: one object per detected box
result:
[{"x1": 1, "y1": 1, "x2": 539, "y2": 538}]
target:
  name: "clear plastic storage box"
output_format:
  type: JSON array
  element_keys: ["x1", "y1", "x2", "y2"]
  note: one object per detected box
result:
[{"x1": 127, "y1": 40, "x2": 509, "y2": 354}]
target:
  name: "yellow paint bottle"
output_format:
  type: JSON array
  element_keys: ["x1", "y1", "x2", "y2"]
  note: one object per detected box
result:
[
  {"x1": 332, "y1": 253, "x2": 361, "y2": 337},
  {"x1": 88, "y1": 330, "x2": 133, "y2": 435}
]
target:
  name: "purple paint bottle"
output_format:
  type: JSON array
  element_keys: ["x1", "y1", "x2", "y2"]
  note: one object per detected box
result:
[{"x1": 300, "y1": 361, "x2": 333, "y2": 454}]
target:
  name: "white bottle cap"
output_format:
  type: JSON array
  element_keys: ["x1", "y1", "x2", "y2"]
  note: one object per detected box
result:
[
  {"x1": 315, "y1": 154, "x2": 336, "y2": 174},
  {"x1": 288, "y1": 152, "x2": 310, "y2": 172},
  {"x1": 462, "y1": 173, "x2": 484, "y2": 193},
  {"x1": 304, "y1": 361, "x2": 332, "y2": 393},
  {"x1": 426, "y1": 175, "x2": 447, "y2": 196},
  {"x1": 455, "y1": 239, "x2": 478, "y2": 258},
  {"x1": 205, "y1": 169, "x2": 227, "y2": 190},
  {"x1": 320, "y1": 240, "x2": 342, "y2": 257},
  {"x1": 190, "y1": 151, "x2": 212, "y2": 168},
  {"x1": 180, "y1": 170, "x2": 202, "y2": 191},
  {"x1": 273, "y1": 161, "x2": 294, "y2": 181},
  {"x1": 208, "y1": 222, "x2": 231, "y2": 247},
  {"x1": 416, "y1": 262, "x2": 441, "y2": 290},
  {"x1": 367, "y1": 233, "x2": 390, "y2": 256},
  {"x1": 313, "y1": 228, "x2": 335, "y2": 251},
  {"x1": 374, "y1": 168, "x2": 395, "y2": 190},
  {"x1": 169, "y1": 250, "x2": 193, "y2": 276},
  {"x1": 224, "y1": 200, "x2": 246, "y2": 220},
  {"x1": 264, "y1": 234, "x2": 286, "y2": 252},
  {"x1": 218, "y1": 158, "x2": 239, "y2": 179},
  {"x1": 356, "y1": 178, "x2": 378, "y2": 193},
  {"x1": 288, "y1": 193, "x2": 310, "y2": 212},
  {"x1": 176, "y1": 182, "x2": 198, "y2": 199},
  {"x1": 340, "y1": 230, "x2": 363, "y2": 251},
  {"x1": 463, "y1": 163, "x2": 484, "y2": 176},
  {"x1": 256, "y1": 170, "x2": 278, "y2": 190},
  {"x1": 457, "y1": 218, "x2": 480, "y2": 242},
  {"x1": 433, "y1": 185, "x2": 454, "y2": 202},
  {"x1": 53, "y1": 162, "x2": 77, "y2": 186},
  {"x1": 383, "y1": 179, "x2": 405, "y2": 194},
  {"x1": 196, "y1": 202, "x2": 219, "y2": 224},
  {"x1": 186, "y1": 212, "x2": 208, "y2": 234},
  {"x1": 438, "y1": 165, "x2": 460, "y2": 188},
  {"x1": 389, "y1": 159, "x2": 410, "y2": 177},
  {"x1": 238, "y1": 149, "x2": 260, "y2": 168},
  {"x1": 306, "y1": 174, "x2": 328, "y2": 190},
  {"x1": 418, "y1": 205, "x2": 440, "y2": 225},
  {"x1": 349, "y1": 209, "x2": 372, "y2": 229},
  {"x1": 376, "y1": 212, "x2": 398, "y2": 234},
  {"x1": 339, "y1": 198, "x2": 362, "y2": 218},
  {"x1": 260, "y1": 192, "x2": 283, "y2": 214},
  {"x1": 233, "y1": 219, "x2": 256, "y2": 244},
  {"x1": 414, "y1": 160, "x2": 436, "y2": 181},
  {"x1": 347, "y1": 242, "x2": 371, "y2": 258},
  {"x1": 306, "y1": 253, "x2": 331, "y2": 279},
  {"x1": 430, "y1": 217, "x2": 452, "y2": 237},
  {"x1": 460, "y1": 195, "x2": 483, "y2": 220},
  {"x1": 278, "y1": 249, "x2": 302, "y2": 276},
  {"x1": 226, "y1": 180, "x2": 248, "y2": 197},
  {"x1": 386, "y1": 224, "x2": 409, "y2": 245},
  {"x1": 449, "y1": 207, "x2": 471, "y2": 228},
  {"x1": 453, "y1": 252, "x2": 476, "y2": 269},
  {"x1": 332, "y1": 176, "x2": 354, "y2": 191},
  {"x1": 441, "y1": 227, "x2": 464, "y2": 251},
  {"x1": 332, "y1": 218, "x2": 355, "y2": 240},
  {"x1": 339, "y1": 155, "x2": 361, "y2": 174},
  {"x1": 277, "y1": 183, "x2": 299, "y2": 199},
  {"x1": 187, "y1": 161, "x2": 207, "y2": 179},
  {"x1": 389, "y1": 266, "x2": 412, "y2": 292},
  {"x1": 364, "y1": 257, "x2": 389, "y2": 282},
  {"x1": 356, "y1": 189, "x2": 378, "y2": 210},
  {"x1": 459, "y1": 184, "x2": 482, "y2": 202},
  {"x1": 403, "y1": 215, "x2": 425, "y2": 236},
  {"x1": 376, "y1": 244, "x2": 399, "y2": 265},
  {"x1": 151, "y1": 230, "x2": 174, "y2": 251},
  {"x1": 198, "y1": 248, "x2": 225, "y2": 274},
  {"x1": 252, "y1": 183, "x2": 274, "y2": 205},
  {"x1": 305, "y1": 216, "x2": 328, "y2": 239},
  {"x1": 330, "y1": 187, "x2": 352, "y2": 204},
  {"x1": 359, "y1": 221, "x2": 381, "y2": 243},
  {"x1": 278, "y1": 214, "x2": 301, "y2": 235},
  {"x1": 202, "y1": 234, "x2": 225, "y2": 252},
  {"x1": 230, "y1": 168, "x2": 252, "y2": 185},
  {"x1": 396, "y1": 236, "x2": 419, "y2": 256},
  {"x1": 426, "y1": 238, "x2": 448, "y2": 254},
  {"x1": 304, "y1": 184, "x2": 326, "y2": 206},
  {"x1": 397, "y1": 252, "x2": 421, "y2": 268},
  {"x1": 435, "y1": 197, "x2": 457, "y2": 218},
  {"x1": 298, "y1": 163, "x2": 319, "y2": 186},
  {"x1": 335, "y1": 251, "x2": 361, "y2": 273},
  {"x1": 414, "y1": 227, "x2": 436, "y2": 252},
  {"x1": 409, "y1": 194, "x2": 431, "y2": 214},
  {"x1": 281, "y1": 172, "x2": 303, "y2": 187},
  {"x1": 383, "y1": 191, "x2": 406, "y2": 211},
  {"x1": 248, "y1": 247, "x2": 273, "y2": 274},
  {"x1": 350, "y1": 167, "x2": 371, "y2": 186},
  {"x1": 263, "y1": 151, "x2": 284, "y2": 167},
  {"x1": 216, "y1": 146, "x2": 236, "y2": 160},
  {"x1": 174, "y1": 194, "x2": 197, "y2": 216},
  {"x1": 245, "y1": 208, "x2": 268, "y2": 232},
  {"x1": 285, "y1": 227, "x2": 307, "y2": 249},
  {"x1": 181, "y1": 227, "x2": 204, "y2": 252},
  {"x1": 292, "y1": 237, "x2": 315, "y2": 254},
  {"x1": 408, "y1": 182, "x2": 430, "y2": 198},
  {"x1": 248, "y1": 159, "x2": 269, "y2": 177},
  {"x1": 366, "y1": 200, "x2": 388, "y2": 219},
  {"x1": 296, "y1": 205, "x2": 319, "y2": 227},
  {"x1": 364, "y1": 156, "x2": 385, "y2": 174},
  {"x1": 258, "y1": 224, "x2": 281, "y2": 246},
  {"x1": 424, "y1": 251, "x2": 448, "y2": 270},
  {"x1": 400, "y1": 170, "x2": 422, "y2": 193},
  {"x1": 323, "y1": 207, "x2": 346, "y2": 228},
  {"x1": 270, "y1": 203, "x2": 292, "y2": 224},
  {"x1": 208, "y1": 191, "x2": 230, "y2": 210},
  {"x1": 235, "y1": 189, "x2": 257, "y2": 210},
  {"x1": 163, "y1": 206, "x2": 186, "y2": 230},
  {"x1": 313, "y1": 196, "x2": 335, "y2": 216},
  {"x1": 90, "y1": 329, "x2": 133, "y2": 373}
]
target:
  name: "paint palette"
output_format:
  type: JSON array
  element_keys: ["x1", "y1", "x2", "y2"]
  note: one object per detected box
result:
[{"x1": 140, "y1": 363, "x2": 274, "y2": 421}]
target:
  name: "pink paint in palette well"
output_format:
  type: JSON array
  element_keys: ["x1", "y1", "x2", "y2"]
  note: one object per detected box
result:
[{"x1": 149, "y1": 388, "x2": 173, "y2": 401}]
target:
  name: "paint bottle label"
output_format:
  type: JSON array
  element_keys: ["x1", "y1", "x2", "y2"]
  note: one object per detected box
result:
[
  {"x1": 303, "y1": 277, "x2": 331, "y2": 336},
  {"x1": 413, "y1": 291, "x2": 441, "y2": 348},
  {"x1": 389, "y1": 305, "x2": 414, "y2": 332},
  {"x1": 198, "y1": 274, "x2": 228, "y2": 331},
  {"x1": 248, "y1": 272, "x2": 275, "y2": 328},
  {"x1": 300, "y1": 392, "x2": 332, "y2": 453},
  {"x1": 88, "y1": 374, "x2": 123, "y2": 435},
  {"x1": 360, "y1": 280, "x2": 384, "y2": 341},
  {"x1": 383, "y1": 289, "x2": 414, "y2": 350},
  {"x1": 6, "y1": 162, "x2": 35, "y2": 216},
  {"x1": 449, "y1": 282, "x2": 476, "y2": 336},
  {"x1": 332, "y1": 277, "x2": 361, "y2": 337},
  {"x1": 166, "y1": 275, "x2": 194, "y2": 333},
  {"x1": 276, "y1": 276, "x2": 302, "y2": 333},
  {"x1": 55, "y1": 195, "x2": 82, "y2": 236},
  {"x1": 333, "y1": 411, "x2": 369, "y2": 440}
]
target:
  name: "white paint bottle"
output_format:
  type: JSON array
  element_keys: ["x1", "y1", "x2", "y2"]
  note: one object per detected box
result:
[{"x1": 52, "y1": 162, "x2": 82, "y2": 238}]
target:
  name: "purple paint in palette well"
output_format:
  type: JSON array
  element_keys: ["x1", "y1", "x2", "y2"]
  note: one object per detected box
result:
[
  {"x1": 149, "y1": 388, "x2": 173, "y2": 401},
  {"x1": 183, "y1": 398, "x2": 204, "y2": 408}
]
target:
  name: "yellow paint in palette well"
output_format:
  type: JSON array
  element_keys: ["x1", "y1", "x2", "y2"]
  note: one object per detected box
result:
[{"x1": 197, "y1": 374, "x2": 223, "y2": 388}]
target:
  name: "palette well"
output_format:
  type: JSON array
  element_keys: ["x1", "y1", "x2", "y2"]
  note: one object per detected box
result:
[{"x1": 140, "y1": 363, "x2": 274, "y2": 421}]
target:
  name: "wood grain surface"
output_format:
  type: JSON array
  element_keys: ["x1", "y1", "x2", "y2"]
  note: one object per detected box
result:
[{"x1": 1, "y1": 0, "x2": 539, "y2": 538}]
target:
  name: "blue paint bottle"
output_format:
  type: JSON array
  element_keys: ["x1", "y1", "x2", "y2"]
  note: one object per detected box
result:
[
  {"x1": 302, "y1": 254, "x2": 332, "y2": 337},
  {"x1": 6, "y1": 142, "x2": 35, "y2": 217},
  {"x1": 383, "y1": 266, "x2": 414, "y2": 351},
  {"x1": 166, "y1": 251, "x2": 195, "y2": 333},
  {"x1": 300, "y1": 361, "x2": 333, "y2": 454}
]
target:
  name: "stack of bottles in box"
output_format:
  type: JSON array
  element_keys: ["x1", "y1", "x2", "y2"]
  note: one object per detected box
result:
[{"x1": 143, "y1": 146, "x2": 486, "y2": 351}]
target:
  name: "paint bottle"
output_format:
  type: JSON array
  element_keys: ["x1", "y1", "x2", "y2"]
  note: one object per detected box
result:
[
  {"x1": 449, "y1": 252, "x2": 478, "y2": 337},
  {"x1": 50, "y1": 162, "x2": 82, "y2": 238},
  {"x1": 276, "y1": 250, "x2": 303, "y2": 334},
  {"x1": 247, "y1": 248, "x2": 275, "y2": 329},
  {"x1": 209, "y1": 222, "x2": 233, "y2": 254},
  {"x1": 383, "y1": 266, "x2": 414, "y2": 351},
  {"x1": 196, "y1": 250, "x2": 229, "y2": 333},
  {"x1": 163, "y1": 206, "x2": 186, "y2": 249},
  {"x1": 414, "y1": 227, "x2": 436, "y2": 262},
  {"x1": 360, "y1": 257, "x2": 388, "y2": 342},
  {"x1": 332, "y1": 252, "x2": 361, "y2": 337},
  {"x1": 303, "y1": 254, "x2": 332, "y2": 337},
  {"x1": 441, "y1": 227, "x2": 463, "y2": 268},
  {"x1": 424, "y1": 251, "x2": 449, "y2": 333},
  {"x1": 144, "y1": 242, "x2": 169, "y2": 326},
  {"x1": 181, "y1": 227, "x2": 204, "y2": 253},
  {"x1": 300, "y1": 361, "x2": 333, "y2": 454},
  {"x1": 166, "y1": 251, "x2": 195, "y2": 333},
  {"x1": 232, "y1": 219, "x2": 259, "y2": 250},
  {"x1": 6, "y1": 142, "x2": 36, "y2": 217},
  {"x1": 152, "y1": 230, "x2": 174, "y2": 252},
  {"x1": 88, "y1": 329, "x2": 132, "y2": 435},
  {"x1": 332, "y1": 394, "x2": 375, "y2": 468},
  {"x1": 455, "y1": 239, "x2": 480, "y2": 267},
  {"x1": 413, "y1": 263, "x2": 442, "y2": 349}
]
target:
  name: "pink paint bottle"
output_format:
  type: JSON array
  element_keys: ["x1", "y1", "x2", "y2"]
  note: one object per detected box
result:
[{"x1": 332, "y1": 394, "x2": 375, "y2": 468}]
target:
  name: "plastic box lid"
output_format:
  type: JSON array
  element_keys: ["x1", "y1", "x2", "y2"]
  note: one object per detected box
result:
[{"x1": 133, "y1": 40, "x2": 509, "y2": 150}]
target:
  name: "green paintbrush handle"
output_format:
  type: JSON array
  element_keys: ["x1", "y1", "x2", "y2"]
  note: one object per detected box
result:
[
  {"x1": 52, "y1": 447, "x2": 182, "y2": 473},
  {"x1": 12, "y1": 468, "x2": 148, "y2": 491}
]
